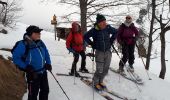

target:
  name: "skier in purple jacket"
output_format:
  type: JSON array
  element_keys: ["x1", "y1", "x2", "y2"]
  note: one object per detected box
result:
[{"x1": 117, "y1": 15, "x2": 139, "y2": 73}]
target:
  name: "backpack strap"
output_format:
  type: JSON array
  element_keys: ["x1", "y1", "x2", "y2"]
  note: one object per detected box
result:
[{"x1": 20, "y1": 40, "x2": 30, "y2": 61}]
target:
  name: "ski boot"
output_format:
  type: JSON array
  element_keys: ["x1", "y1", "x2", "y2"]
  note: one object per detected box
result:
[
  {"x1": 100, "y1": 82, "x2": 107, "y2": 90},
  {"x1": 94, "y1": 84, "x2": 103, "y2": 92},
  {"x1": 117, "y1": 69, "x2": 126, "y2": 76},
  {"x1": 69, "y1": 71, "x2": 80, "y2": 77},
  {"x1": 129, "y1": 65, "x2": 134, "y2": 72},
  {"x1": 79, "y1": 68, "x2": 89, "y2": 73}
]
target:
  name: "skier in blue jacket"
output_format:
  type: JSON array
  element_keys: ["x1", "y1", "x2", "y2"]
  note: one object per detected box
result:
[
  {"x1": 12, "y1": 25, "x2": 52, "y2": 100},
  {"x1": 84, "y1": 14, "x2": 117, "y2": 91}
]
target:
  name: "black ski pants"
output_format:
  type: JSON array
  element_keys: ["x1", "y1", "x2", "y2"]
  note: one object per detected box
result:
[
  {"x1": 27, "y1": 71, "x2": 49, "y2": 100},
  {"x1": 119, "y1": 43, "x2": 135, "y2": 69},
  {"x1": 71, "y1": 50, "x2": 86, "y2": 73}
]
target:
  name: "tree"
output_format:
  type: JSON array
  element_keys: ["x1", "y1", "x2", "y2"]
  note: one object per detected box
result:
[
  {"x1": 156, "y1": 1, "x2": 170, "y2": 79},
  {"x1": 0, "y1": 0, "x2": 23, "y2": 27},
  {"x1": 42, "y1": 0, "x2": 144, "y2": 34},
  {"x1": 145, "y1": 0, "x2": 170, "y2": 79}
]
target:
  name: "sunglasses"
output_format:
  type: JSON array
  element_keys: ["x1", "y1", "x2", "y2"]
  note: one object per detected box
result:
[{"x1": 126, "y1": 17, "x2": 131, "y2": 19}]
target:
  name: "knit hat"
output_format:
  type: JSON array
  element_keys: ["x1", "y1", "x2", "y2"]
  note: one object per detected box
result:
[
  {"x1": 96, "y1": 14, "x2": 106, "y2": 23},
  {"x1": 26, "y1": 25, "x2": 43, "y2": 36},
  {"x1": 72, "y1": 22, "x2": 81, "y2": 33}
]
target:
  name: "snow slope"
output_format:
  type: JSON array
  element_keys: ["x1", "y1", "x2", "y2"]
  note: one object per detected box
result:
[{"x1": 0, "y1": 23, "x2": 170, "y2": 100}]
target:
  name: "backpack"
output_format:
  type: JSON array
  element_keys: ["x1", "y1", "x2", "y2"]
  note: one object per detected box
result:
[{"x1": 11, "y1": 40, "x2": 29, "y2": 61}]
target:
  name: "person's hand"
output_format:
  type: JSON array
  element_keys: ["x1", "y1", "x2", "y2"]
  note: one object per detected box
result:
[
  {"x1": 67, "y1": 48, "x2": 75, "y2": 53},
  {"x1": 89, "y1": 42, "x2": 94, "y2": 49},
  {"x1": 44, "y1": 63, "x2": 52, "y2": 71},
  {"x1": 25, "y1": 65, "x2": 34, "y2": 73},
  {"x1": 25, "y1": 65, "x2": 37, "y2": 81}
]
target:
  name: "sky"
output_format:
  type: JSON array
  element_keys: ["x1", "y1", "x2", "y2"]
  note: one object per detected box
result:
[{"x1": 20, "y1": 0, "x2": 76, "y2": 30}]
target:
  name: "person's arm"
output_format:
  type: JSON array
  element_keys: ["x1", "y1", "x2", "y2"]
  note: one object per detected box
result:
[
  {"x1": 84, "y1": 28, "x2": 94, "y2": 45},
  {"x1": 133, "y1": 26, "x2": 139, "y2": 37},
  {"x1": 42, "y1": 42, "x2": 51, "y2": 65},
  {"x1": 116, "y1": 25, "x2": 124, "y2": 44},
  {"x1": 108, "y1": 25, "x2": 118, "y2": 44},
  {"x1": 12, "y1": 41, "x2": 27, "y2": 70},
  {"x1": 66, "y1": 32, "x2": 73, "y2": 49}
]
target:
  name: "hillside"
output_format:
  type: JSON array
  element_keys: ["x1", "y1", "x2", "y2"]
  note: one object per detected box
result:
[{"x1": 0, "y1": 53, "x2": 26, "y2": 100}]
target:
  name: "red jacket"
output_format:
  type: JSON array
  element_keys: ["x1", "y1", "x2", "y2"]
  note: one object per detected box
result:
[{"x1": 66, "y1": 32, "x2": 84, "y2": 52}]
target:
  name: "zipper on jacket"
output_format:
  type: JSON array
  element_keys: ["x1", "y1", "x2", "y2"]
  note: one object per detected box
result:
[
  {"x1": 102, "y1": 31, "x2": 105, "y2": 52},
  {"x1": 36, "y1": 45, "x2": 44, "y2": 69},
  {"x1": 29, "y1": 53, "x2": 32, "y2": 64}
]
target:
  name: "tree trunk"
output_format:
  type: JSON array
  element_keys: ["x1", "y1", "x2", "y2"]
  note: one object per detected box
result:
[
  {"x1": 79, "y1": 0, "x2": 87, "y2": 34},
  {"x1": 159, "y1": 14, "x2": 166, "y2": 79},
  {"x1": 159, "y1": 31, "x2": 166, "y2": 79},
  {"x1": 145, "y1": 0, "x2": 156, "y2": 70}
]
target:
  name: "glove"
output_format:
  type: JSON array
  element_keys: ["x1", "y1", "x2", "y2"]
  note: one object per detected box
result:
[
  {"x1": 89, "y1": 42, "x2": 94, "y2": 49},
  {"x1": 25, "y1": 65, "x2": 34, "y2": 74},
  {"x1": 25, "y1": 65, "x2": 37, "y2": 81},
  {"x1": 44, "y1": 63, "x2": 52, "y2": 71},
  {"x1": 67, "y1": 48, "x2": 75, "y2": 53},
  {"x1": 110, "y1": 40, "x2": 114, "y2": 45}
]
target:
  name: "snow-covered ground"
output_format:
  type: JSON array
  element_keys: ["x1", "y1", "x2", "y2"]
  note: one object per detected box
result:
[{"x1": 1, "y1": 23, "x2": 170, "y2": 100}]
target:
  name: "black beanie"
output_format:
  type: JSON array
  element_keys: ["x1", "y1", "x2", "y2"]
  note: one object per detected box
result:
[
  {"x1": 96, "y1": 14, "x2": 106, "y2": 23},
  {"x1": 26, "y1": 25, "x2": 43, "y2": 36}
]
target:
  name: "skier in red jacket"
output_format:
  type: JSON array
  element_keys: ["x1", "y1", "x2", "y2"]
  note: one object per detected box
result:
[{"x1": 66, "y1": 22, "x2": 89, "y2": 77}]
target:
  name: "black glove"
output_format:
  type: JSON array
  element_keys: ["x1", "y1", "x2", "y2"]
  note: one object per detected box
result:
[
  {"x1": 25, "y1": 65, "x2": 37, "y2": 81},
  {"x1": 25, "y1": 65, "x2": 34, "y2": 73},
  {"x1": 44, "y1": 63, "x2": 52, "y2": 71},
  {"x1": 89, "y1": 42, "x2": 94, "y2": 49}
]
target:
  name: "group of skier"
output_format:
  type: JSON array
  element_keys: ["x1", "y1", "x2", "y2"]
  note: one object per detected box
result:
[
  {"x1": 12, "y1": 13, "x2": 139, "y2": 100},
  {"x1": 66, "y1": 14, "x2": 139, "y2": 91}
]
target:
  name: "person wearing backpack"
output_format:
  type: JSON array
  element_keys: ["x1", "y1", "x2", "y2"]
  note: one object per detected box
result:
[
  {"x1": 84, "y1": 14, "x2": 117, "y2": 91},
  {"x1": 66, "y1": 22, "x2": 89, "y2": 77},
  {"x1": 12, "y1": 25, "x2": 52, "y2": 100},
  {"x1": 117, "y1": 15, "x2": 139, "y2": 73}
]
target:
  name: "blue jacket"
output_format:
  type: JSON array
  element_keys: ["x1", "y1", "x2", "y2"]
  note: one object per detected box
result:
[
  {"x1": 12, "y1": 40, "x2": 51, "y2": 72},
  {"x1": 84, "y1": 25, "x2": 117, "y2": 52}
]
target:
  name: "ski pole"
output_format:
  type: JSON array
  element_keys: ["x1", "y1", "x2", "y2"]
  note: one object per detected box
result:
[
  {"x1": 50, "y1": 71, "x2": 71, "y2": 100},
  {"x1": 111, "y1": 45, "x2": 122, "y2": 83},
  {"x1": 135, "y1": 44, "x2": 152, "y2": 80},
  {"x1": 74, "y1": 68, "x2": 76, "y2": 85},
  {"x1": 111, "y1": 45, "x2": 142, "y2": 92},
  {"x1": 91, "y1": 49, "x2": 95, "y2": 100}
]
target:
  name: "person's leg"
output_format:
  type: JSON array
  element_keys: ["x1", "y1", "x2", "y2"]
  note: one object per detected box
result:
[
  {"x1": 70, "y1": 53, "x2": 79, "y2": 74},
  {"x1": 93, "y1": 50, "x2": 104, "y2": 86},
  {"x1": 27, "y1": 74, "x2": 40, "y2": 100},
  {"x1": 80, "y1": 51, "x2": 86, "y2": 70},
  {"x1": 119, "y1": 44, "x2": 128, "y2": 71},
  {"x1": 128, "y1": 44, "x2": 135, "y2": 68},
  {"x1": 100, "y1": 50, "x2": 112, "y2": 84},
  {"x1": 39, "y1": 72, "x2": 49, "y2": 100}
]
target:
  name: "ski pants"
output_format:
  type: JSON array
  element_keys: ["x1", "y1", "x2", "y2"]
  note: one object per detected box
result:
[
  {"x1": 93, "y1": 50, "x2": 112, "y2": 85},
  {"x1": 27, "y1": 71, "x2": 49, "y2": 100},
  {"x1": 71, "y1": 50, "x2": 86, "y2": 73},
  {"x1": 119, "y1": 43, "x2": 135, "y2": 69}
]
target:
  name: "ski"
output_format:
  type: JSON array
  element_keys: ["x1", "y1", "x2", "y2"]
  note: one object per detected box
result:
[
  {"x1": 109, "y1": 68, "x2": 144, "y2": 85},
  {"x1": 78, "y1": 71, "x2": 94, "y2": 74},
  {"x1": 81, "y1": 79, "x2": 137, "y2": 100},
  {"x1": 126, "y1": 67, "x2": 142, "y2": 82},
  {"x1": 56, "y1": 73, "x2": 91, "y2": 79},
  {"x1": 80, "y1": 79, "x2": 114, "y2": 100},
  {"x1": 68, "y1": 69, "x2": 94, "y2": 74}
]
